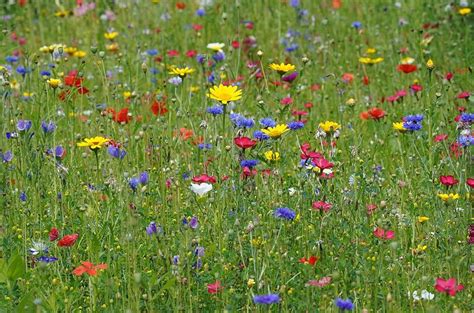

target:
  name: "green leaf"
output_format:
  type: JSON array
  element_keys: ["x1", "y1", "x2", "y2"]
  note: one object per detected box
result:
[{"x1": 7, "y1": 254, "x2": 26, "y2": 281}]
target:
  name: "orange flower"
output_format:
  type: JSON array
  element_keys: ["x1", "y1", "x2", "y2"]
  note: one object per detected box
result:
[{"x1": 72, "y1": 261, "x2": 108, "y2": 276}]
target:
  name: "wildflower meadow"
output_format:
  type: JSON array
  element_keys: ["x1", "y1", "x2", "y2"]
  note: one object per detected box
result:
[{"x1": 0, "y1": 0, "x2": 473, "y2": 312}]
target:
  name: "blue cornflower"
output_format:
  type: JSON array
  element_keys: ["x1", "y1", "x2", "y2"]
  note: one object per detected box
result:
[
  {"x1": 287, "y1": 121, "x2": 304, "y2": 130},
  {"x1": 37, "y1": 256, "x2": 58, "y2": 263},
  {"x1": 212, "y1": 51, "x2": 225, "y2": 62},
  {"x1": 108, "y1": 146, "x2": 127, "y2": 159},
  {"x1": 19, "y1": 192, "x2": 27, "y2": 202},
  {"x1": 198, "y1": 143, "x2": 212, "y2": 150},
  {"x1": 253, "y1": 130, "x2": 270, "y2": 141},
  {"x1": 207, "y1": 72, "x2": 216, "y2": 84},
  {"x1": 290, "y1": 0, "x2": 299, "y2": 7},
  {"x1": 168, "y1": 76, "x2": 182, "y2": 85},
  {"x1": 6, "y1": 132, "x2": 18, "y2": 139},
  {"x1": 260, "y1": 117, "x2": 277, "y2": 128},
  {"x1": 335, "y1": 298, "x2": 354, "y2": 311},
  {"x1": 231, "y1": 114, "x2": 255, "y2": 129},
  {"x1": 460, "y1": 113, "x2": 474, "y2": 123},
  {"x1": 285, "y1": 43, "x2": 298, "y2": 52},
  {"x1": 16, "y1": 66, "x2": 27, "y2": 77},
  {"x1": 196, "y1": 8, "x2": 205, "y2": 16},
  {"x1": 146, "y1": 49, "x2": 158, "y2": 56},
  {"x1": 253, "y1": 294, "x2": 280, "y2": 305},
  {"x1": 352, "y1": 21, "x2": 362, "y2": 29},
  {"x1": 172, "y1": 255, "x2": 180, "y2": 265},
  {"x1": 146, "y1": 221, "x2": 158, "y2": 236},
  {"x1": 41, "y1": 121, "x2": 56, "y2": 134},
  {"x1": 403, "y1": 114, "x2": 424, "y2": 131},
  {"x1": 5, "y1": 55, "x2": 19, "y2": 63},
  {"x1": 274, "y1": 207, "x2": 296, "y2": 220},
  {"x1": 207, "y1": 105, "x2": 224, "y2": 115},
  {"x1": 40, "y1": 70, "x2": 51, "y2": 77},
  {"x1": 458, "y1": 135, "x2": 474, "y2": 147},
  {"x1": 194, "y1": 246, "x2": 205, "y2": 257},
  {"x1": 129, "y1": 177, "x2": 140, "y2": 191},
  {"x1": 139, "y1": 172, "x2": 149, "y2": 185},
  {"x1": 196, "y1": 54, "x2": 206, "y2": 64},
  {"x1": 240, "y1": 159, "x2": 259, "y2": 168},
  {"x1": 1, "y1": 150, "x2": 13, "y2": 163},
  {"x1": 17, "y1": 119, "x2": 32, "y2": 132}
]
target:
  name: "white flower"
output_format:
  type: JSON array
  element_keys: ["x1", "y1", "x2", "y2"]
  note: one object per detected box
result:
[
  {"x1": 421, "y1": 290, "x2": 434, "y2": 300},
  {"x1": 207, "y1": 42, "x2": 225, "y2": 52},
  {"x1": 288, "y1": 187, "x2": 296, "y2": 196},
  {"x1": 29, "y1": 241, "x2": 48, "y2": 255},
  {"x1": 190, "y1": 183, "x2": 212, "y2": 196}
]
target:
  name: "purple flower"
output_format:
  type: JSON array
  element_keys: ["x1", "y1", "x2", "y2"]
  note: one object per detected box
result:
[
  {"x1": 17, "y1": 120, "x2": 32, "y2": 132},
  {"x1": 37, "y1": 256, "x2": 58, "y2": 263},
  {"x1": 259, "y1": 117, "x2": 276, "y2": 128},
  {"x1": 172, "y1": 255, "x2": 180, "y2": 265},
  {"x1": 212, "y1": 51, "x2": 225, "y2": 62},
  {"x1": 335, "y1": 298, "x2": 354, "y2": 311},
  {"x1": 240, "y1": 159, "x2": 259, "y2": 168},
  {"x1": 189, "y1": 216, "x2": 198, "y2": 229},
  {"x1": 207, "y1": 105, "x2": 224, "y2": 115},
  {"x1": 129, "y1": 177, "x2": 140, "y2": 191},
  {"x1": 194, "y1": 246, "x2": 205, "y2": 257},
  {"x1": 146, "y1": 221, "x2": 158, "y2": 236},
  {"x1": 253, "y1": 130, "x2": 270, "y2": 141},
  {"x1": 1, "y1": 150, "x2": 13, "y2": 163},
  {"x1": 19, "y1": 192, "x2": 27, "y2": 202},
  {"x1": 41, "y1": 121, "x2": 56, "y2": 134},
  {"x1": 108, "y1": 146, "x2": 126, "y2": 159},
  {"x1": 196, "y1": 8, "x2": 205, "y2": 16},
  {"x1": 139, "y1": 172, "x2": 149, "y2": 185},
  {"x1": 274, "y1": 207, "x2": 296, "y2": 220},
  {"x1": 287, "y1": 121, "x2": 304, "y2": 130},
  {"x1": 253, "y1": 294, "x2": 280, "y2": 304},
  {"x1": 282, "y1": 72, "x2": 298, "y2": 83}
]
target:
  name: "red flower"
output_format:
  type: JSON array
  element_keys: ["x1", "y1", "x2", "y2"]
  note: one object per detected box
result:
[
  {"x1": 397, "y1": 64, "x2": 417, "y2": 74},
  {"x1": 231, "y1": 40, "x2": 240, "y2": 49},
  {"x1": 313, "y1": 158, "x2": 333, "y2": 170},
  {"x1": 457, "y1": 91, "x2": 470, "y2": 99},
  {"x1": 434, "y1": 278, "x2": 464, "y2": 296},
  {"x1": 234, "y1": 137, "x2": 257, "y2": 149},
  {"x1": 312, "y1": 201, "x2": 332, "y2": 212},
  {"x1": 367, "y1": 107, "x2": 386, "y2": 120},
  {"x1": 434, "y1": 134, "x2": 448, "y2": 142},
  {"x1": 299, "y1": 256, "x2": 318, "y2": 266},
  {"x1": 178, "y1": 128, "x2": 194, "y2": 140},
  {"x1": 151, "y1": 99, "x2": 168, "y2": 116},
  {"x1": 192, "y1": 24, "x2": 203, "y2": 32},
  {"x1": 306, "y1": 276, "x2": 331, "y2": 287},
  {"x1": 113, "y1": 108, "x2": 131, "y2": 124},
  {"x1": 466, "y1": 178, "x2": 474, "y2": 189},
  {"x1": 439, "y1": 175, "x2": 459, "y2": 187},
  {"x1": 207, "y1": 280, "x2": 222, "y2": 294},
  {"x1": 185, "y1": 50, "x2": 197, "y2": 58},
  {"x1": 192, "y1": 174, "x2": 217, "y2": 184},
  {"x1": 373, "y1": 227, "x2": 395, "y2": 240},
  {"x1": 410, "y1": 84, "x2": 423, "y2": 93},
  {"x1": 362, "y1": 75, "x2": 369, "y2": 85},
  {"x1": 341, "y1": 73, "x2": 354, "y2": 83},
  {"x1": 366, "y1": 204, "x2": 377, "y2": 215},
  {"x1": 58, "y1": 234, "x2": 79, "y2": 247},
  {"x1": 175, "y1": 2, "x2": 186, "y2": 10},
  {"x1": 72, "y1": 261, "x2": 108, "y2": 276},
  {"x1": 167, "y1": 50, "x2": 179, "y2": 57},
  {"x1": 49, "y1": 228, "x2": 59, "y2": 241},
  {"x1": 445, "y1": 72, "x2": 453, "y2": 81}
]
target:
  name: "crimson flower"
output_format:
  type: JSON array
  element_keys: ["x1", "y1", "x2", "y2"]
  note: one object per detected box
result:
[
  {"x1": 466, "y1": 178, "x2": 474, "y2": 189},
  {"x1": 434, "y1": 278, "x2": 464, "y2": 296},
  {"x1": 207, "y1": 280, "x2": 222, "y2": 294},
  {"x1": 234, "y1": 137, "x2": 257, "y2": 150},
  {"x1": 456, "y1": 91, "x2": 470, "y2": 99},
  {"x1": 312, "y1": 201, "x2": 332, "y2": 212},
  {"x1": 151, "y1": 99, "x2": 168, "y2": 116},
  {"x1": 299, "y1": 256, "x2": 318, "y2": 266},
  {"x1": 439, "y1": 175, "x2": 459, "y2": 187},
  {"x1": 367, "y1": 107, "x2": 386, "y2": 120},
  {"x1": 58, "y1": 234, "x2": 79, "y2": 247},
  {"x1": 72, "y1": 261, "x2": 108, "y2": 276},
  {"x1": 49, "y1": 228, "x2": 59, "y2": 241},
  {"x1": 313, "y1": 158, "x2": 333, "y2": 170},
  {"x1": 373, "y1": 227, "x2": 395, "y2": 240},
  {"x1": 397, "y1": 64, "x2": 417, "y2": 74},
  {"x1": 434, "y1": 134, "x2": 448, "y2": 142},
  {"x1": 192, "y1": 174, "x2": 217, "y2": 184}
]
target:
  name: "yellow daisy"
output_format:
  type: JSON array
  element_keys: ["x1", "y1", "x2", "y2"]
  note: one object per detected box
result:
[
  {"x1": 169, "y1": 67, "x2": 195, "y2": 78},
  {"x1": 207, "y1": 84, "x2": 242, "y2": 104},
  {"x1": 269, "y1": 63, "x2": 296, "y2": 74},
  {"x1": 319, "y1": 121, "x2": 341, "y2": 133},
  {"x1": 77, "y1": 136, "x2": 110, "y2": 150},
  {"x1": 261, "y1": 124, "x2": 289, "y2": 139}
]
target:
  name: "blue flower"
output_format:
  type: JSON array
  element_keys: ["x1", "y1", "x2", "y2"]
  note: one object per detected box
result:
[
  {"x1": 19, "y1": 192, "x2": 27, "y2": 202},
  {"x1": 139, "y1": 172, "x2": 149, "y2": 185},
  {"x1": 212, "y1": 51, "x2": 225, "y2": 62},
  {"x1": 403, "y1": 114, "x2": 424, "y2": 131},
  {"x1": 17, "y1": 120, "x2": 32, "y2": 132},
  {"x1": 198, "y1": 143, "x2": 212, "y2": 150},
  {"x1": 16, "y1": 66, "x2": 28, "y2": 76},
  {"x1": 352, "y1": 21, "x2": 362, "y2": 29},
  {"x1": 253, "y1": 130, "x2": 270, "y2": 141},
  {"x1": 41, "y1": 121, "x2": 56, "y2": 134},
  {"x1": 231, "y1": 114, "x2": 255, "y2": 129},
  {"x1": 37, "y1": 256, "x2": 58, "y2": 263},
  {"x1": 108, "y1": 146, "x2": 127, "y2": 159},
  {"x1": 129, "y1": 177, "x2": 140, "y2": 191},
  {"x1": 1, "y1": 150, "x2": 13, "y2": 163},
  {"x1": 460, "y1": 113, "x2": 474, "y2": 123},
  {"x1": 189, "y1": 216, "x2": 198, "y2": 229},
  {"x1": 196, "y1": 8, "x2": 205, "y2": 16},
  {"x1": 260, "y1": 117, "x2": 276, "y2": 128},
  {"x1": 290, "y1": 0, "x2": 299, "y2": 7},
  {"x1": 146, "y1": 49, "x2": 158, "y2": 56},
  {"x1": 146, "y1": 221, "x2": 158, "y2": 236},
  {"x1": 196, "y1": 54, "x2": 206, "y2": 64},
  {"x1": 458, "y1": 135, "x2": 474, "y2": 147},
  {"x1": 194, "y1": 246, "x2": 205, "y2": 257},
  {"x1": 335, "y1": 298, "x2": 354, "y2": 311},
  {"x1": 5, "y1": 55, "x2": 19, "y2": 63},
  {"x1": 274, "y1": 207, "x2": 296, "y2": 220},
  {"x1": 240, "y1": 159, "x2": 259, "y2": 168},
  {"x1": 253, "y1": 294, "x2": 280, "y2": 304},
  {"x1": 287, "y1": 121, "x2": 304, "y2": 130},
  {"x1": 40, "y1": 70, "x2": 51, "y2": 77},
  {"x1": 207, "y1": 105, "x2": 224, "y2": 115}
]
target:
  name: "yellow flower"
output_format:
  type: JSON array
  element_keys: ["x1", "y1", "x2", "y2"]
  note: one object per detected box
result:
[
  {"x1": 10, "y1": 80, "x2": 19, "y2": 90},
  {"x1": 319, "y1": 121, "x2": 341, "y2": 132},
  {"x1": 54, "y1": 10, "x2": 71, "y2": 17},
  {"x1": 418, "y1": 216, "x2": 429, "y2": 223},
  {"x1": 264, "y1": 150, "x2": 280, "y2": 161},
  {"x1": 169, "y1": 67, "x2": 195, "y2": 77},
  {"x1": 261, "y1": 124, "x2": 289, "y2": 139},
  {"x1": 392, "y1": 122, "x2": 406, "y2": 132},
  {"x1": 366, "y1": 48, "x2": 377, "y2": 54},
  {"x1": 104, "y1": 32, "x2": 119, "y2": 40},
  {"x1": 77, "y1": 136, "x2": 110, "y2": 150},
  {"x1": 247, "y1": 278, "x2": 255, "y2": 288},
  {"x1": 207, "y1": 84, "x2": 242, "y2": 104},
  {"x1": 207, "y1": 42, "x2": 225, "y2": 51},
  {"x1": 459, "y1": 7, "x2": 471, "y2": 15},
  {"x1": 106, "y1": 43, "x2": 119, "y2": 52},
  {"x1": 47, "y1": 78, "x2": 62, "y2": 88},
  {"x1": 64, "y1": 47, "x2": 77, "y2": 55},
  {"x1": 426, "y1": 59, "x2": 434, "y2": 70},
  {"x1": 400, "y1": 57, "x2": 415, "y2": 64},
  {"x1": 437, "y1": 193, "x2": 460, "y2": 201},
  {"x1": 420, "y1": 36, "x2": 433, "y2": 47},
  {"x1": 269, "y1": 63, "x2": 296, "y2": 74},
  {"x1": 123, "y1": 91, "x2": 133, "y2": 99},
  {"x1": 412, "y1": 244, "x2": 427, "y2": 255},
  {"x1": 359, "y1": 57, "x2": 384, "y2": 64},
  {"x1": 346, "y1": 98, "x2": 356, "y2": 106},
  {"x1": 74, "y1": 50, "x2": 87, "y2": 58}
]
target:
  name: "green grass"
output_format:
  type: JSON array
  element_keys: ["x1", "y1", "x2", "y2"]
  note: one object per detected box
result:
[{"x1": 0, "y1": 0, "x2": 472, "y2": 312}]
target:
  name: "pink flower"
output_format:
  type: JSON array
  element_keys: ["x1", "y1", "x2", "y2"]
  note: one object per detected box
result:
[
  {"x1": 434, "y1": 278, "x2": 464, "y2": 296},
  {"x1": 312, "y1": 201, "x2": 332, "y2": 212},
  {"x1": 305, "y1": 276, "x2": 331, "y2": 287},
  {"x1": 207, "y1": 280, "x2": 222, "y2": 294},
  {"x1": 439, "y1": 175, "x2": 459, "y2": 187},
  {"x1": 280, "y1": 97, "x2": 293, "y2": 105},
  {"x1": 434, "y1": 134, "x2": 448, "y2": 142},
  {"x1": 456, "y1": 91, "x2": 470, "y2": 99},
  {"x1": 373, "y1": 227, "x2": 395, "y2": 240}
]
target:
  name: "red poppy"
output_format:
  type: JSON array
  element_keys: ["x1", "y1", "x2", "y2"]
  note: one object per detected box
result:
[
  {"x1": 457, "y1": 91, "x2": 470, "y2": 99},
  {"x1": 397, "y1": 64, "x2": 417, "y2": 74},
  {"x1": 445, "y1": 72, "x2": 453, "y2": 81},
  {"x1": 185, "y1": 50, "x2": 197, "y2": 58},
  {"x1": 439, "y1": 175, "x2": 459, "y2": 187},
  {"x1": 231, "y1": 40, "x2": 240, "y2": 49},
  {"x1": 113, "y1": 108, "x2": 131, "y2": 124},
  {"x1": 466, "y1": 178, "x2": 474, "y2": 189},
  {"x1": 192, "y1": 24, "x2": 203, "y2": 32},
  {"x1": 299, "y1": 256, "x2": 318, "y2": 265},
  {"x1": 167, "y1": 50, "x2": 179, "y2": 57},
  {"x1": 58, "y1": 234, "x2": 79, "y2": 247},
  {"x1": 72, "y1": 261, "x2": 108, "y2": 276},
  {"x1": 367, "y1": 107, "x2": 386, "y2": 120},
  {"x1": 49, "y1": 228, "x2": 59, "y2": 241},
  {"x1": 341, "y1": 73, "x2": 354, "y2": 83},
  {"x1": 176, "y1": 2, "x2": 185, "y2": 10},
  {"x1": 151, "y1": 99, "x2": 168, "y2": 116},
  {"x1": 178, "y1": 128, "x2": 194, "y2": 141},
  {"x1": 434, "y1": 278, "x2": 464, "y2": 296},
  {"x1": 313, "y1": 158, "x2": 333, "y2": 170},
  {"x1": 234, "y1": 137, "x2": 257, "y2": 150},
  {"x1": 410, "y1": 84, "x2": 423, "y2": 93},
  {"x1": 362, "y1": 75, "x2": 369, "y2": 85},
  {"x1": 242, "y1": 167, "x2": 257, "y2": 178},
  {"x1": 207, "y1": 280, "x2": 222, "y2": 294},
  {"x1": 192, "y1": 174, "x2": 217, "y2": 184}
]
